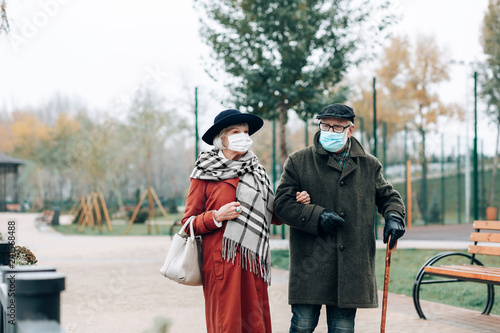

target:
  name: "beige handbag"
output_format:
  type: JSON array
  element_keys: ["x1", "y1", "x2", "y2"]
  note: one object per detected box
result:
[{"x1": 160, "y1": 216, "x2": 202, "y2": 286}]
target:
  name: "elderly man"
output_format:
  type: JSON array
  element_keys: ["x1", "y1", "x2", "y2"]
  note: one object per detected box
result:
[{"x1": 274, "y1": 103, "x2": 405, "y2": 333}]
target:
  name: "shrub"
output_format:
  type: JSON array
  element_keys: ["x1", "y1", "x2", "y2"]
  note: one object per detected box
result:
[
  {"x1": 127, "y1": 207, "x2": 149, "y2": 223},
  {"x1": 168, "y1": 198, "x2": 178, "y2": 214},
  {"x1": 13, "y1": 246, "x2": 38, "y2": 265},
  {"x1": 428, "y1": 194, "x2": 441, "y2": 224}
]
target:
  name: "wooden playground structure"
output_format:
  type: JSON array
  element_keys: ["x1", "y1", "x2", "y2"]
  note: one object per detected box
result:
[
  {"x1": 69, "y1": 187, "x2": 171, "y2": 234},
  {"x1": 124, "y1": 186, "x2": 170, "y2": 235},
  {"x1": 69, "y1": 191, "x2": 113, "y2": 233}
]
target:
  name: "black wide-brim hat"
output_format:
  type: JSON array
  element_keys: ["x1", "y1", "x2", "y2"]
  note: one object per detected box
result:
[{"x1": 202, "y1": 109, "x2": 264, "y2": 145}]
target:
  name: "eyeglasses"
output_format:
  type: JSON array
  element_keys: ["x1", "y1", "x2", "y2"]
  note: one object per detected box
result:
[{"x1": 319, "y1": 122, "x2": 351, "y2": 133}]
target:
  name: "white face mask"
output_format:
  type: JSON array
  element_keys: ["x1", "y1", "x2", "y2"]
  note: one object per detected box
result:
[{"x1": 224, "y1": 132, "x2": 253, "y2": 152}]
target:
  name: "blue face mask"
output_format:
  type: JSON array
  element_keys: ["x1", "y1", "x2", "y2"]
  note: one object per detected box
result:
[{"x1": 319, "y1": 131, "x2": 347, "y2": 152}]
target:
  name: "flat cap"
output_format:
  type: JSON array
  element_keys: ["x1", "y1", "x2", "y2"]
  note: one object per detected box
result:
[{"x1": 316, "y1": 104, "x2": 355, "y2": 122}]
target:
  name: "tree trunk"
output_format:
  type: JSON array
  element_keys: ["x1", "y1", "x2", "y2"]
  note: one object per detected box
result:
[
  {"x1": 489, "y1": 122, "x2": 500, "y2": 205},
  {"x1": 278, "y1": 103, "x2": 289, "y2": 165},
  {"x1": 146, "y1": 148, "x2": 155, "y2": 234}
]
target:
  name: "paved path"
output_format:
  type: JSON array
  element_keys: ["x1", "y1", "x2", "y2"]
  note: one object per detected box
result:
[{"x1": 2, "y1": 213, "x2": 499, "y2": 333}]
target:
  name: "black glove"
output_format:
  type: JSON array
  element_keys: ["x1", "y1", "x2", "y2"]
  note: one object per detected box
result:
[
  {"x1": 318, "y1": 210, "x2": 345, "y2": 234},
  {"x1": 383, "y1": 213, "x2": 405, "y2": 249}
]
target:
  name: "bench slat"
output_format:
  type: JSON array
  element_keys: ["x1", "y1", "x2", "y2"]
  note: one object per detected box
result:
[
  {"x1": 434, "y1": 265, "x2": 500, "y2": 274},
  {"x1": 473, "y1": 220, "x2": 500, "y2": 231},
  {"x1": 470, "y1": 232, "x2": 500, "y2": 243},
  {"x1": 468, "y1": 245, "x2": 500, "y2": 256},
  {"x1": 425, "y1": 265, "x2": 500, "y2": 284}
]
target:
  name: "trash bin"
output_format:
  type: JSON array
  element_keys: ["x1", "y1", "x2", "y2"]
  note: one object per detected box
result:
[
  {"x1": 486, "y1": 206, "x2": 498, "y2": 221},
  {"x1": 0, "y1": 242, "x2": 11, "y2": 266},
  {"x1": 11, "y1": 272, "x2": 65, "y2": 322},
  {"x1": 0, "y1": 266, "x2": 57, "y2": 283},
  {"x1": 51, "y1": 210, "x2": 60, "y2": 226},
  {"x1": 0, "y1": 267, "x2": 58, "y2": 333}
]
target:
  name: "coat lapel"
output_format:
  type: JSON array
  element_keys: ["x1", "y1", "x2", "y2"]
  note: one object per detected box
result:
[
  {"x1": 340, "y1": 137, "x2": 366, "y2": 180},
  {"x1": 340, "y1": 158, "x2": 357, "y2": 181},
  {"x1": 327, "y1": 156, "x2": 343, "y2": 172}
]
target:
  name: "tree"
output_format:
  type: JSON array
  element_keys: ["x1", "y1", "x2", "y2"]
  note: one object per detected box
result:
[
  {"x1": 0, "y1": 0, "x2": 8, "y2": 34},
  {"x1": 0, "y1": 111, "x2": 13, "y2": 152},
  {"x1": 128, "y1": 89, "x2": 187, "y2": 189},
  {"x1": 196, "y1": 0, "x2": 396, "y2": 163},
  {"x1": 373, "y1": 35, "x2": 462, "y2": 223},
  {"x1": 9, "y1": 111, "x2": 52, "y2": 160},
  {"x1": 8, "y1": 111, "x2": 84, "y2": 207},
  {"x1": 480, "y1": 0, "x2": 500, "y2": 207}
]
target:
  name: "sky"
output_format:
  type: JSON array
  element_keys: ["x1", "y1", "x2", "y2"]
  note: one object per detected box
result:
[{"x1": 0, "y1": 0, "x2": 495, "y2": 154}]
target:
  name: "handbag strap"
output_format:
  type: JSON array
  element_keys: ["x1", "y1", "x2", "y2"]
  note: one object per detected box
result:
[{"x1": 178, "y1": 216, "x2": 196, "y2": 239}]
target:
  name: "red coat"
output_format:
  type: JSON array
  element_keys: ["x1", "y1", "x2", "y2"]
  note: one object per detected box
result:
[{"x1": 182, "y1": 177, "x2": 272, "y2": 333}]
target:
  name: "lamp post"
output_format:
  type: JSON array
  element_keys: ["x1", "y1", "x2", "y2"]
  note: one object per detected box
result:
[{"x1": 450, "y1": 60, "x2": 478, "y2": 223}]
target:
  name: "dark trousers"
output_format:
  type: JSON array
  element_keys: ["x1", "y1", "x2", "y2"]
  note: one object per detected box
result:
[{"x1": 290, "y1": 304, "x2": 356, "y2": 333}]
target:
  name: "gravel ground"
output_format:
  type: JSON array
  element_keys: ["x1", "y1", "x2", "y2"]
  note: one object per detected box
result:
[{"x1": 2, "y1": 213, "x2": 499, "y2": 333}]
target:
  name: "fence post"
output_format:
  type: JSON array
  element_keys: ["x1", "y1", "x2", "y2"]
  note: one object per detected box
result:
[
  {"x1": 373, "y1": 77, "x2": 378, "y2": 238},
  {"x1": 457, "y1": 137, "x2": 462, "y2": 224},
  {"x1": 441, "y1": 133, "x2": 445, "y2": 224},
  {"x1": 407, "y1": 160, "x2": 412, "y2": 229}
]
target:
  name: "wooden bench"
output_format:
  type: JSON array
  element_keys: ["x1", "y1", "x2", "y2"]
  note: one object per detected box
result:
[
  {"x1": 5, "y1": 203, "x2": 21, "y2": 212},
  {"x1": 35, "y1": 210, "x2": 55, "y2": 224},
  {"x1": 413, "y1": 220, "x2": 500, "y2": 319}
]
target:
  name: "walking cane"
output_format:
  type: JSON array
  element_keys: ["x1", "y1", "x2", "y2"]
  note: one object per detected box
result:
[{"x1": 381, "y1": 235, "x2": 397, "y2": 333}]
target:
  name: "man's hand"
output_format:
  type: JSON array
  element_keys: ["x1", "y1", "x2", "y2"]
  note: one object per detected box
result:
[
  {"x1": 318, "y1": 210, "x2": 345, "y2": 234},
  {"x1": 383, "y1": 213, "x2": 405, "y2": 249}
]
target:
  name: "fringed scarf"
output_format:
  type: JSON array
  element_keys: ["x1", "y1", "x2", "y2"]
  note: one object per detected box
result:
[{"x1": 190, "y1": 149, "x2": 274, "y2": 284}]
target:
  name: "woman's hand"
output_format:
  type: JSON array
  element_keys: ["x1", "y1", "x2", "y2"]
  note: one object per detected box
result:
[
  {"x1": 296, "y1": 191, "x2": 310, "y2": 204},
  {"x1": 214, "y1": 201, "x2": 242, "y2": 222}
]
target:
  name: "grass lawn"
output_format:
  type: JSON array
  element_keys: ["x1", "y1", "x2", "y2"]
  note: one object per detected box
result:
[
  {"x1": 271, "y1": 248, "x2": 500, "y2": 316},
  {"x1": 54, "y1": 212, "x2": 185, "y2": 236},
  {"x1": 54, "y1": 223, "x2": 177, "y2": 236},
  {"x1": 391, "y1": 167, "x2": 500, "y2": 225}
]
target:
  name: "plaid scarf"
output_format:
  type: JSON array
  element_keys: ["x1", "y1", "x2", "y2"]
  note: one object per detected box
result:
[
  {"x1": 331, "y1": 138, "x2": 351, "y2": 169},
  {"x1": 190, "y1": 149, "x2": 274, "y2": 284}
]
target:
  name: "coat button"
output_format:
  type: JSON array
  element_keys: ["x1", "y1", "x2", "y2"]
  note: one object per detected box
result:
[
  {"x1": 339, "y1": 245, "x2": 345, "y2": 251},
  {"x1": 340, "y1": 181, "x2": 345, "y2": 186},
  {"x1": 339, "y1": 212, "x2": 345, "y2": 218},
  {"x1": 300, "y1": 217, "x2": 306, "y2": 223}
]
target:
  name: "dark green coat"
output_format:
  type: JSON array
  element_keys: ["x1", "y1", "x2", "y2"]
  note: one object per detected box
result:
[{"x1": 274, "y1": 132, "x2": 405, "y2": 308}]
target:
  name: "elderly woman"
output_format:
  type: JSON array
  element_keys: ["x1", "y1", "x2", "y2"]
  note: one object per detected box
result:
[{"x1": 181, "y1": 109, "x2": 308, "y2": 332}]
